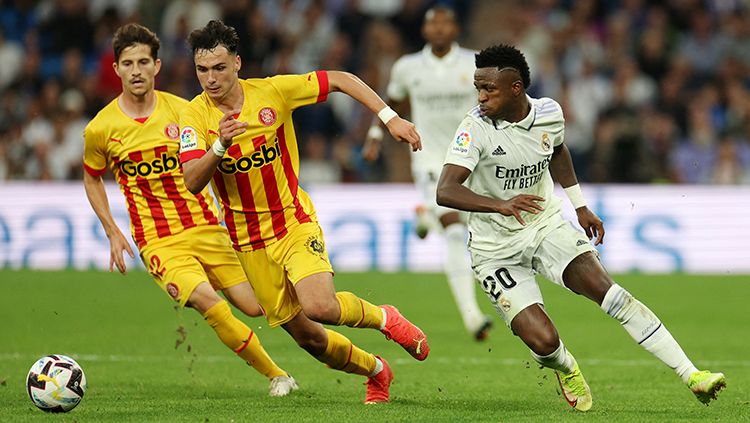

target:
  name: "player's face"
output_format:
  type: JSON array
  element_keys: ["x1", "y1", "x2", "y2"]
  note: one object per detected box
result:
[
  {"x1": 474, "y1": 67, "x2": 524, "y2": 121},
  {"x1": 194, "y1": 46, "x2": 241, "y2": 102},
  {"x1": 114, "y1": 44, "x2": 161, "y2": 97},
  {"x1": 422, "y1": 10, "x2": 459, "y2": 49}
]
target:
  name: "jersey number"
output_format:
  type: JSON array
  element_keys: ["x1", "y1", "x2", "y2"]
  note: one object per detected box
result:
[
  {"x1": 481, "y1": 267, "x2": 517, "y2": 301},
  {"x1": 149, "y1": 255, "x2": 166, "y2": 279}
]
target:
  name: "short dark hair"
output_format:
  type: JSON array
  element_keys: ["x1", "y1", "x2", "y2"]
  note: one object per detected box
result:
[
  {"x1": 188, "y1": 20, "x2": 239, "y2": 55},
  {"x1": 475, "y1": 44, "x2": 531, "y2": 89},
  {"x1": 112, "y1": 23, "x2": 160, "y2": 62}
]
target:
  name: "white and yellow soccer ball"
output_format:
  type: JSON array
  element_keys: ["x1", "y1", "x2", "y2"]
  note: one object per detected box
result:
[{"x1": 26, "y1": 355, "x2": 87, "y2": 413}]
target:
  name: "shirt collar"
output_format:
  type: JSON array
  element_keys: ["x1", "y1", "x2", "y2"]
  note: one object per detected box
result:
[
  {"x1": 422, "y1": 42, "x2": 460, "y2": 66},
  {"x1": 495, "y1": 95, "x2": 535, "y2": 130}
]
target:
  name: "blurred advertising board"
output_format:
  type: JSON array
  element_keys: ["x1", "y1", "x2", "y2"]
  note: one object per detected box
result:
[{"x1": 0, "y1": 183, "x2": 747, "y2": 274}]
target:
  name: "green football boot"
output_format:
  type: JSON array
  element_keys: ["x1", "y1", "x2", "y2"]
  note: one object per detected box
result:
[{"x1": 688, "y1": 371, "x2": 726, "y2": 405}]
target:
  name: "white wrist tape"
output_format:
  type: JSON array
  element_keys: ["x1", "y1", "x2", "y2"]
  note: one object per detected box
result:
[
  {"x1": 212, "y1": 139, "x2": 228, "y2": 157},
  {"x1": 367, "y1": 125, "x2": 384, "y2": 140},
  {"x1": 563, "y1": 184, "x2": 587, "y2": 209},
  {"x1": 377, "y1": 106, "x2": 398, "y2": 124}
]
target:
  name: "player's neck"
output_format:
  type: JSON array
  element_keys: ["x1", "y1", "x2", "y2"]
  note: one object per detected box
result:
[
  {"x1": 118, "y1": 90, "x2": 156, "y2": 119},
  {"x1": 431, "y1": 44, "x2": 452, "y2": 58},
  {"x1": 506, "y1": 98, "x2": 531, "y2": 123},
  {"x1": 211, "y1": 82, "x2": 244, "y2": 114}
]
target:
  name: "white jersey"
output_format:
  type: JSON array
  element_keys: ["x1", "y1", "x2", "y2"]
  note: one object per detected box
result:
[
  {"x1": 387, "y1": 43, "x2": 477, "y2": 174},
  {"x1": 444, "y1": 96, "x2": 566, "y2": 256}
]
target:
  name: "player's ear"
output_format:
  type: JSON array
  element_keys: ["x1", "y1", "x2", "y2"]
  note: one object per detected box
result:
[
  {"x1": 235, "y1": 54, "x2": 241, "y2": 73},
  {"x1": 154, "y1": 58, "x2": 162, "y2": 76}
]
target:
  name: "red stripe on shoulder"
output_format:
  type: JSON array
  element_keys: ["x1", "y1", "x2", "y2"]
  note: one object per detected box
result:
[
  {"x1": 315, "y1": 70, "x2": 329, "y2": 103},
  {"x1": 84, "y1": 163, "x2": 106, "y2": 177},
  {"x1": 180, "y1": 149, "x2": 205, "y2": 163}
]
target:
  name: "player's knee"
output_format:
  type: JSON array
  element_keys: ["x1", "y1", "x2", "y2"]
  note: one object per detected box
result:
[
  {"x1": 292, "y1": 328, "x2": 327, "y2": 355},
  {"x1": 187, "y1": 285, "x2": 222, "y2": 314},
  {"x1": 526, "y1": 328, "x2": 560, "y2": 356},
  {"x1": 233, "y1": 301, "x2": 262, "y2": 318},
  {"x1": 301, "y1": 300, "x2": 339, "y2": 324}
]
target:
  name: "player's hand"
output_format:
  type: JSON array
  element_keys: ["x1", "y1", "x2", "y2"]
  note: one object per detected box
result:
[
  {"x1": 386, "y1": 117, "x2": 422, "y2": 152},
  {"x1": 109, "y1": 230, "x2": 135, "y2": 274},
  {"x1": 218, "y1": 109, "x2": 248, "y2": 147},
  {"x1": 362, "y1": 128, "x2": 383, "y2": 162},
  {"x1": 496, "y1": 194, "x2": 545, "y2": 226},
  {"x1": 576, "y1": 206, "x2": 605, "y2": 245}
]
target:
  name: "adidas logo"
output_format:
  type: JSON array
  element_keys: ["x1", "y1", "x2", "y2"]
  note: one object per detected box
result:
[
  {"x1": 576, "y1": 239, "x2": 588, "y2": 246},
  {"x1": 492, "y1": 145, "x2": 506, "y2": 156}
]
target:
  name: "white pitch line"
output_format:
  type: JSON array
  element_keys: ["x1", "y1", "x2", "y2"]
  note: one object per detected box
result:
[{"x1": 2, "y1": 352, "x2": 749, "y2": 368}]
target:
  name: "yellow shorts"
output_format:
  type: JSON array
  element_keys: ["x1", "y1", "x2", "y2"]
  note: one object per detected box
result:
[
  {"x1": 235, "y1": 221, "x2": 334, "y2": 327},
  {"x1": 140, "y1": 225, "x2": 247, "y2": 306}
]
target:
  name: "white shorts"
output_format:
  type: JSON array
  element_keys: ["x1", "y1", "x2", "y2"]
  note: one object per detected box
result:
[
  {"x1": 470, "y1": 215, "x2": 598, "y2": 326},
  {"x1": 413, "y1": 168, "x2": 462, "y2": 219}
]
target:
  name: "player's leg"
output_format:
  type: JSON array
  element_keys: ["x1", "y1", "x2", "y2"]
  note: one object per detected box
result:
[
  {"x1": 222, "y1": 281, "x2": 262, "y2": 317},
  {"x1": 178, "y1": 225, "x2": 297, "y2": 396},
  {"x1": 474, "y1": 258, "x2": 592, "y2": 411},
  {"x1": 511, "y1": 304, "x2": 592, "y2": 411},
  {"x1": 539, "y1": 222, "x2": 726, "y2": 404},
  {"x1": 280, "y1": 222, "x2": 429, "y2": 360},
  {"x1": 281, "y1": 311, "x2": 392, "y2": 403},
  {"x1": 293, "y1": 271, "x2": 429, "y2": 361},
  {"x1": 438, "y1": 210, "x2": 492, "y2": 340}
]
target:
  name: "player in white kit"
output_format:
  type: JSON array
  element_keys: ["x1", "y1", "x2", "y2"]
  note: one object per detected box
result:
[
  {"x1": 364, "y1": 6, "x2": 492, "y2": 341},
  {"x1": 436, "y1": 44, "x2": 726, "y2": 411}
]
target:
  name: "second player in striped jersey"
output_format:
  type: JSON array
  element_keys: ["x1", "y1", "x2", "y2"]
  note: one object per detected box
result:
[
  {"x1": 82, "y1": 23, "x2": 297, "y2": 397},
  {"x1": 180, "y1": 20, "x2": 429, "y2": 404}
]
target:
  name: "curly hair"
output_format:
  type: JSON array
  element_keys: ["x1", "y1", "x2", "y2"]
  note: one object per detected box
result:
[
  {"x1": 112, "y1": 23, "x2": 160, "y2": 62},
  {"x1": 475, "y1": 44, "x2": 531, "y2": 88},
  {"x1": 188, "y1": 20, "x2": 239, "y2": 55}
]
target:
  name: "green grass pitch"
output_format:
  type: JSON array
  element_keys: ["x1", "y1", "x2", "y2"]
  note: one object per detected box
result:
[{"x1": 1, "y1": 270, "x2": 748, "y2": 422}]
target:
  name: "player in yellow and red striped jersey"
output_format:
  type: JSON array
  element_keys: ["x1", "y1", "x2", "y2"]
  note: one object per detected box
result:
[
  {"x1": 180, "y1": 20, "x2": 428, "y2": 404},
  {"x1": 82, "y1": 23, "x2": 297, "y2": 397}
]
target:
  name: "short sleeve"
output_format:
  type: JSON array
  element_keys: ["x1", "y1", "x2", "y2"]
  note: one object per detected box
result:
[
  {"x1": 443, "y1": 118, "x2": 485, "y2": 172},
  {"x1": 270, "y1": 71, "x2": 328, "y2": 111},
  {"x1": 179, "y1": 102, "x2": 209, "y2": 163},
  {"x1": 386, "y1": 58, "x2": 408, "y2": 102},
  {"x1": 82, "y1": 122, "x2": 107, "y2": 176}
]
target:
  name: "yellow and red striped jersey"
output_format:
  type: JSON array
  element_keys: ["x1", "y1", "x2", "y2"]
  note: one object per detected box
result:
[
  {"x1": 179, "y1": 71, "x2": 328, "y2": 251},
  {"x1": 84, "y1": 91, "x2": 220, "y2": 249}
]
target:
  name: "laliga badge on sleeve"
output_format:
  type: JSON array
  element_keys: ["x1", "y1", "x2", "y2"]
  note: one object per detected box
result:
[
  {"x1": 451, "y1": 130, "x2": 472, "y2": 155},
  {"x1": 179, "y1": 126, "x2": 198, "y2": 152}
]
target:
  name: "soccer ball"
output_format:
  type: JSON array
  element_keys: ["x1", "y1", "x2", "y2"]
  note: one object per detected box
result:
[{"x1": 26, "y1": 355, "x2": 87, "y2": 413}]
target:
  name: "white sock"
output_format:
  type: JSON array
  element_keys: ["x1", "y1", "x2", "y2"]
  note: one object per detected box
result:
[
  {"x1": 444, "y1": 223, "x2": 485, "y2": 332},
  {"x1": 379, "y1": 307, "x2": 387, "y2": 330},
  {"x1": 602, "y1": 284, "x2": 698, "y2": 383},
  {"x1": 370, "y1": 356, "x2": 383, "y2": 377},
  {"x1": 530, "y1": 341, "x2": 577, "y2": 374}
]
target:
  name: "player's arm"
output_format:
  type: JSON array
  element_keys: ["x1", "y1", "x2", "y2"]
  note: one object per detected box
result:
[
  {"x1": 183, "y1": 110, "x2": 247, "y2": 194},
  {"x1": 326, "y1": 70, "x2": 421, "y2": 152},
  {"x1": 436, "y1": 164, "x2": 544, "y2": 226},
  {"x1": 362, "y1": 97, "x2": 410, "y2": 162},
  {"x1": 549, "y1": 143, "x2": 604, "y2": 245},
  {"x1": 83, "y1": 171, "x2": 135, "y2": 273}
]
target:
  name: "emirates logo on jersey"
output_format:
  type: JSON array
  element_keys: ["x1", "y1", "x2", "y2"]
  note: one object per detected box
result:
[
  {"x1": 258, "y1": 107, "x2": 277, "y2": 126},
  {"x1": 165, "y1": 123, "x2": 179, "y2": 140}
]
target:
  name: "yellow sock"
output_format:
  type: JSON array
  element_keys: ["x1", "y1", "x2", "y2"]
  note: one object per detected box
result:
[
  {"x1": 315, "y1": 329, "x2": 376, "y2": 376},
  {"x1": 335, "y1": 291, "x2": 383, "y2": 329},
  {"x1": 203, "y1": 300, "x2": 286, "y2": 379}
]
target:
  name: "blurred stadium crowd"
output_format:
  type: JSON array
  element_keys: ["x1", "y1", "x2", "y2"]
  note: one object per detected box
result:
[{"x1": 0, "y1": 0, "x2": 749, "y2": 184}]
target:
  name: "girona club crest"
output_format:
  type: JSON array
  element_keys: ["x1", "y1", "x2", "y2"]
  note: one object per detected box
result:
[
  {"x1": 258, "y1": 107, "x2": 277, "y2": 126},
  {"x1": 166, "y1": 282, "x2": 180, "y2": 300},
  {"x1": 165, "y1": 123, "x2": 179, "y2": 140}
]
